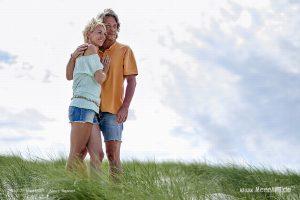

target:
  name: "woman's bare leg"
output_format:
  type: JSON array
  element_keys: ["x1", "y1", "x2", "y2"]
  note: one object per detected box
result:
[
  {"x1": 87, "y1": 124, "x2": 104, "y2": 176},
  {"x1": 66, "y1": 122, "x2": 93, "y2": 172}
]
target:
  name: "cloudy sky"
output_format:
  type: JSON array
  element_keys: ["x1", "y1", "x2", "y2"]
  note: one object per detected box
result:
[{"x1": 0, "y1": 0, "x2": 299, "y2": 171}]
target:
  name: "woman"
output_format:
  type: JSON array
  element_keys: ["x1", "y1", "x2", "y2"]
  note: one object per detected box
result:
[{"x1": 66, "y1": 18, "x2": 110, "y2": 172}]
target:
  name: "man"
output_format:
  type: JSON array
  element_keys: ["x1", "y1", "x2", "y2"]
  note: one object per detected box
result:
[{"x1": 66, "y1": 9, "x2": 138, "y2": 179}]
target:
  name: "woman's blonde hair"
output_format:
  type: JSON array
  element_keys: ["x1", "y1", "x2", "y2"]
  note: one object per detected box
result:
[{"x1": 83, "y1": 18, "x2": 106, "y2": 43}]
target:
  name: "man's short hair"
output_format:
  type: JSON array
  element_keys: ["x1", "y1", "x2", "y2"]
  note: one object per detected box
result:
[{"x1": 97, "y1": 8, "x2": 120, "y2": 32}]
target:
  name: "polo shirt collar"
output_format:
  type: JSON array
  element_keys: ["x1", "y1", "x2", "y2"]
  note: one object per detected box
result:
[{"x1": 99, "y1": 41, "x2": 118, "y2": 53}]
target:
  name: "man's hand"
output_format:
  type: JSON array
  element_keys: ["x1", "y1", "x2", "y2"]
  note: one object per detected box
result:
[
  {"x1": 116, "y1": 105, "x2": 129, "y2": 124},
  {"x1": 115, "y1": 75, "x2": 137, "y2": 124},
  {"x1": 101, "y1": 55, "x2": 111, "y2": 73},
  {"x1": 71, "y1": 44, "x2": 88, "y2": 59}
]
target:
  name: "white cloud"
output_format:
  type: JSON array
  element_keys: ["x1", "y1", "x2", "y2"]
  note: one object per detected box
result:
[
  {"x1": 156, "y1": 0, "x2": 300, "y2": 170},
  {"x1": 0, "y1": 107, "x2": 53, "y2": 131}
]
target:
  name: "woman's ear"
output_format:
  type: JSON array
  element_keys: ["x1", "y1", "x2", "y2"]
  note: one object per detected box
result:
[{"x1": 87, "y1": 31, "x2": 92, "y2": 43}]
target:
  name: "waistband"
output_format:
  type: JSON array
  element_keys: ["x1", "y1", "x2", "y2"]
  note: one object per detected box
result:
[{"x1": 71, "y1": 95, "x2": 100, "y2": 108}]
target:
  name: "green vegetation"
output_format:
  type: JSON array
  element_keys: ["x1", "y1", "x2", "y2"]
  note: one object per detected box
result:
[{"x1": 0, "y1": 155, "x2": 299, "y2": 199}]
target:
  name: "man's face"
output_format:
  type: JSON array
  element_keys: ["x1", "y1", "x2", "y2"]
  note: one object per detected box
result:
[{"x1": 103, "y1": 16, "x2": 118, "y2": 41}]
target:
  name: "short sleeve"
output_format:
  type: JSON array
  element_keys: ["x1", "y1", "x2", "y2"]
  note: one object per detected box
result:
[
  {"x1": 74, "y1": 54, "x2": 103, "y2": 76},
  {"x1": 123, "y1": 47, "x2": 138, "y2": 76}
]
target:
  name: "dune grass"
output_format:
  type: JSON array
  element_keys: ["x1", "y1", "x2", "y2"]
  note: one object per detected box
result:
[{"x1": 0, "y1": 155, "x2": 299, "y2": 199}]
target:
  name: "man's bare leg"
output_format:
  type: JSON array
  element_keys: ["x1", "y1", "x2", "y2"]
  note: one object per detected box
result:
[{"x1": 105, "y1": 140, "x2": 122, "y2": 181}]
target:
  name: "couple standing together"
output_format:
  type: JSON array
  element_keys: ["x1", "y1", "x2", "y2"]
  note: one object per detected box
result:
[{"x1": 65, "y1": 9, "x2": 138, "y2": 179}]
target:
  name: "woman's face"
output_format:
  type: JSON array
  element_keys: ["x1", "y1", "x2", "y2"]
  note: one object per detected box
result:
[{"x1": 88, "y1": 25, "x2": 106, "y2": 46}]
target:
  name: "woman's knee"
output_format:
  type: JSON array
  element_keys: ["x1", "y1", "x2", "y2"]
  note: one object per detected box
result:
[
  {"x1": 71, "y1": 144, "x2": 85, "y2": 154},
  {"x1": 96, "y1": 151, "x2": 105, "y2": 162},
  {"x1": 89, "y1": 150, "x2": 104, "y2": 161},
  {"x1": 79, "y1": 148, "x2": 88, "y2": 160},
  {"x1": 99, "y1": 151, "x2": 105, "y2": 161}
]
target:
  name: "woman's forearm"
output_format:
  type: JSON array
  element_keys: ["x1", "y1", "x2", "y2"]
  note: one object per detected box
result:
[
  {"x1": 67, "y1": 44, "x2": 88, "y2": 80},
  {"x1": 66, "y1": 57, "x2": 76, "y2": 80},
  {"x1": 94, "y1": 70, "x2": 107, "y2": 85}
]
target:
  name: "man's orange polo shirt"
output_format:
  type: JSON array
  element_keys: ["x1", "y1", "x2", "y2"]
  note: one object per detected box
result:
[{"x1": 98, "y1": 42, "x2": 138, "y2": 114}]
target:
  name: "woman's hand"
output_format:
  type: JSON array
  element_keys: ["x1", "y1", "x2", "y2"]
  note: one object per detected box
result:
[
  {"x1": 101, "y1": 55, "x2": 111, "y2": 74},
  {"x1": 94, "y1": 55, "x2": 111, "y2": 85},
  {"x1": 71, "y1": 44, "x2": 89, "y2": 60},
  {"x1": 66, "y1": 44, "x2": 87, "y2": 80}
]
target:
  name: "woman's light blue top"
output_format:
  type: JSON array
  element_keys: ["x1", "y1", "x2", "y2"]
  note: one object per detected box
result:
[{"x1": 70, "y1": 54, "x2": 103, "y2": 113}]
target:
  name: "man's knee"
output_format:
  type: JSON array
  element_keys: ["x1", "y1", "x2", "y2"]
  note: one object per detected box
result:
[{"x1": 106, "y1": 151, "x2": 118, "y2": 163}]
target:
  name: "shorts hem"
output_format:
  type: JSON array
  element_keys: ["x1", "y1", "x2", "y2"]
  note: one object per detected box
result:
[
  {"x1": 104, "y1": 139, "x2": 122, "y2": 142},
  {"x1": 69, "y1": 121, "x2": 97, "y2": 124}
]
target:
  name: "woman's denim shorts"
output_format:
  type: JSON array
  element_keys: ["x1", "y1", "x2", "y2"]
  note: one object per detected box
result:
[{"x1": 68, "y1": 106, "x2": 99, "y2": 124}]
